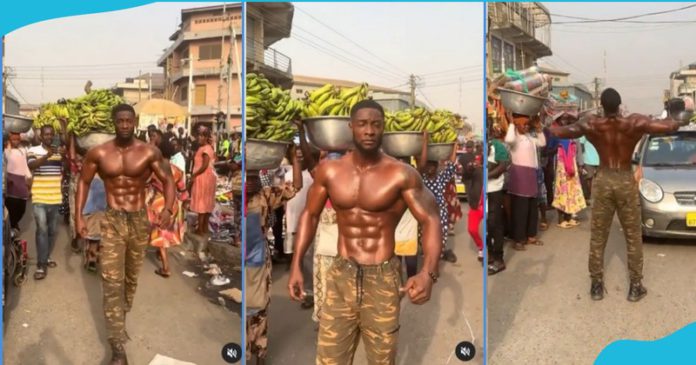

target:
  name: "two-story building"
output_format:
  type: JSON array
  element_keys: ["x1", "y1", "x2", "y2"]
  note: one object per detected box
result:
[
  {"x1": 538, "y1": 64, "x2": 594, "y2": 111},
  {"x1": 158, "y1": 3, "x2": 243, "y2": 132},
  {"x1": 246, "y1": 2, "x2": 294, "y2": 89},
  {"x1": 669, "y1": 62, "x2": 696, "y2": 101},
  {"x1": 487, "y1": 2, "x2": 552, "y2": 77},
  {"x1": 111, "y1": 73, "x2": 165, "y2": 104}
]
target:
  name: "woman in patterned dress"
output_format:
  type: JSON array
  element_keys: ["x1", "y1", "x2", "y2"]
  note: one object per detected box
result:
[
  {"x1": 418, "y1": 136, "x2": 459, "y2": 263},
  {"x1": 190, "y1": 127, "x2": 216, "y2": 235},
  {"x1": 246, "y1": 145, "x2": 301, "y2": 365},
  {"x1": 147, "y1": 130, "x2": 189, "y2": 277},
  {"x1": 551, "y1": 114, "x2": 587, "y2": 227}
]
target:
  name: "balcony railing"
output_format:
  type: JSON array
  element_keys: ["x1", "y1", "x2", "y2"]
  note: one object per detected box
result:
[
  {"x1": 489, "y1": 2, "x2": 551, "y2": 49},
  {"x1": 246, "y1": 38, "x2": 292, "y2": 75}
]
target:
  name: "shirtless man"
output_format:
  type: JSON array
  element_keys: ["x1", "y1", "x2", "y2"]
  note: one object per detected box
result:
[
  {"x1": 550, "y1": 88, "x2": 687, "y2": 302},
  {"x1": 288, "y1": 100, "x2": 442, "y2": 364},
  {"x1": 76, "y1": 104, "x2": 175, "y2": 364}
]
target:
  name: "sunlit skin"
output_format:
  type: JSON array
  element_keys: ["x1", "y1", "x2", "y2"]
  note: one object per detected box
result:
[
  {"x1": 75, "y1": 110, "x2": 175, "y2": 238},
  {"x1": 550, "y1": 109, "x2": 683, "y2": 170},
  {"x1": 288, "y1": 107, "x2": 443, "y2": 305}
]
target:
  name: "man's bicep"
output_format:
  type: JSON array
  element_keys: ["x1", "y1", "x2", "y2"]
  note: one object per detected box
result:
[{"x1": 402, "y1": 171, "x2": 438, "y2": 222}]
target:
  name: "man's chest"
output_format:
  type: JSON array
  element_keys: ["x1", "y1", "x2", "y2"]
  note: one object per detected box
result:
[
  {"x1": 97, "y1": 151, "x2": 150, "y2": 178},
  {"x1": 326, "y1": 170, "x2": 402, "y2": 212}
]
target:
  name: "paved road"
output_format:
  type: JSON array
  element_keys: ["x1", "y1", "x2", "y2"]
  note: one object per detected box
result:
[
  {"x1": 488, "y1": 209, "x2": 696, "y2": 364},
  {"x1": 263, "y1": 206, "x2": 484, "y2": 365},
  {"x1": 3, "y1": 205, "x2": 241, "y2": 365}
]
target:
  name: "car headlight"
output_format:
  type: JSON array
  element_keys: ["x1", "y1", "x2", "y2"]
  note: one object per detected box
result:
[{"x1": 639, "y1": 178, "x2": 663, "y2": 203}]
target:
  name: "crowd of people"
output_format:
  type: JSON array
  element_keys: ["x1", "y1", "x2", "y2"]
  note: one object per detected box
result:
[
  {"x1": 245, "y1": 101, "x2": 483, "y2": 365},
  {"x1": 3, "y1": 105, "x2": 242, "y2": 364}
]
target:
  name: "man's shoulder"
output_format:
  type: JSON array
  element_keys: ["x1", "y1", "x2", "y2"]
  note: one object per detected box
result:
[{"x1": 27, "y1": 145, "x2": 44, "y2": 154}]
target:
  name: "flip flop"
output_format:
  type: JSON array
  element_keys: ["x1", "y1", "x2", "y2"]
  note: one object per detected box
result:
[
  {"x1": 539, "y1": 222, "x2": 549, "y2": 231},
  {"x1": 557, "y1": 221, "x2": 573, "y2": 229},
  {"x1": 568, "y1": 219, "x2": 580, "y2": 227},
  {"x1": 154, "y1": 268, "x2": 171, "y2": 278},
  {"x1": 47, "y1": 260, "x2": 58, "y2": 268},
  {"x1": 527, "y1": 239, "x2": 544, "y2": 246}
]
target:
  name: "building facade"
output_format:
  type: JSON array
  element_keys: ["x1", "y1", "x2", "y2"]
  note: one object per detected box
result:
[
  {"x1": 158, "y1": 3, "x2": 243, "y2": 132},
  {"x1": 246, "y1": 2, "x2": 294, "y2": 89},
  {"x1": 669, "y1": 62, "x2": 696, "y2": 101},
  {"x1": 111, "y1": 73, "x2": 165, "y2": 105},
  {"x1": 487, "y1": 2, "x2": 552, "y2": 77}
]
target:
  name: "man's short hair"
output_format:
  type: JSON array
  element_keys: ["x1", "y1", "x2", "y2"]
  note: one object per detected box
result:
[
  {"x1": 40, "y1": 125, "x2": 55, "y2": 134},
  {"x1": 167, "y1": 123, "x2": 174, "y2": 130},
  {"x1": 350, "y1": 99, "x2": 384, "y2": 119},
  {"x1": 667, "y1": 98, "x2": 685, "y2": 116},
  {"x1": 112, "y1": 104, "x2": 136, "y2": 119},
  {"x1": 600, "y1": 88, "x2": 621, "y2": 114}
]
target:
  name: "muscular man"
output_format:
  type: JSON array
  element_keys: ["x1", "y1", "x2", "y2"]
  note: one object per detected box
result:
[
  {"x1": 288, "y1": 100, "x2": 442, "y2": 364},
  {"x1": 76, "y1": 104, "x2": 175, "y2": 364},
  {"x1": 550, "y1": 89, "x2": 686, "y2": 302}
]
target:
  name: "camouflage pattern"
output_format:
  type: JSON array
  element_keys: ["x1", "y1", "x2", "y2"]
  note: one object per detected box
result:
[
  {"x1": 317, "y1": 256, "x2": 402, "y2": 365},
  {"x1": 246, "y1": 246, "x2": 271, "y2": 360},
  {"x1": 99, "y1": 208, "x2": 150, "y2": 345},
  {"x1": 589, "y1": 168, "x2": 643, "y2": 281}
]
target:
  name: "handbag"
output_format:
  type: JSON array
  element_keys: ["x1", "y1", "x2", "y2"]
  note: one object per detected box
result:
[{"x1": 6, "y1": 173, "x2": 29, "y2": 199}]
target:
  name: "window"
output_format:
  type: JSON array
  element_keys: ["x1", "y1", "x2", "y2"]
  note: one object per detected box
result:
[
  {"x1": 296, "y1": 88, "x2": 304, "y2": 95},
  {"x1": 180, "y1": 87, "x2": 187, "y2": 102},
  {"x1": 199, "y1": 44, "x2": 222, "y2": 60},
  {"x1": 490, "y1": 36, "x2": 502, "y2": 74},
  {"x1": 195, "y1": 84, "x2": 206, "y2": 106},
  {"x1": 503, "y1": 42, "x2": 514, "y2": 72},
  {"x1": 515, "y1": 48, "x2": 524, "y2": 70}
]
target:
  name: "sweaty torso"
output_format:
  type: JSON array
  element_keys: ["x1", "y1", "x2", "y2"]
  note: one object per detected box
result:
[
  {"x1": 94, "y1": 140, "x2": 155, "y2": 212},
  {"x1": 324, "y1": 155, "x2": 409, "y2": 264},
  {"x1": 584, "y1": 115, "x2": 645, "y2": 169}
]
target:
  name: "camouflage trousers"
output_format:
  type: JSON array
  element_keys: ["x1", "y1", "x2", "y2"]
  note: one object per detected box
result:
[
  {"x1": 68, "y1": 174, "x2": 78, "y2": 240},
  {"x1": 100, "y1": 208, "x2": 150, "y2": 345},
  {"x1": 317, "y1": 256, "x2": 402, "y2": 365},
  {"x1": 589, "y1": 168, "x2": 643, "y2": 281}
]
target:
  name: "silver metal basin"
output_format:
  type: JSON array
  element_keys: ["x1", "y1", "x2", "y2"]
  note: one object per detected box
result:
[
  {"x1": 427, "y1": 143, "x2": 455, "y2": 161},
  {"x1": 303, "y1": 116, "x2": 353, "y2": 152},
  {"x1": 3, "y1": 114, "x2": 33, "y2": 133},
  {"x1": 498, "y1": 88, "x2": 546, "y2": 116},
  {"x1": 246, "y1": 138, "x2": 290, "y2": 170},
  {"x1": 382, "y1": 132, "x2": 423, "y2": 157}
]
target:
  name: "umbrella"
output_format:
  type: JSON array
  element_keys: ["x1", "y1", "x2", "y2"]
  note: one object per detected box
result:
[{"x1": 133, "y1": 99, "x2": 188, "y2": 130}]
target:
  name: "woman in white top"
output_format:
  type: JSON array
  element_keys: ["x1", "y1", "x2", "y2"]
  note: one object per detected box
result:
[{"x1": 4, "y1": 133, "x2": 32, "y2": 231}]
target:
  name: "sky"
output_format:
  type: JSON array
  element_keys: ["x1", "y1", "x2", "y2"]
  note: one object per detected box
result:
[
  {"x1": 267, "y1": 2, "x2": 484, "y2": 131},
  {"x1": 4, "y1": 1, "x2": 484, "y2": 132},
  {"x1": 4, "y1": 2, "x2": 226, "y2": 104},
  {"x1": 541, "y1": 2, "x2": 696, "y2": 115}
]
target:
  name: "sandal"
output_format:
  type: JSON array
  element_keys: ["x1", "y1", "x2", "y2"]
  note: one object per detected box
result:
[
  {"x1": 154, "y1": 268, "x2": 171, "y2": 278},
  {"x1": 488, "y1": 260, "x2": 506, "y2": 275},
  {"x1": 568, "y1": 219, "x2": 580, "y2": 227},
  {"x1": 47, "y1": 259, "x2": 58, "y2": 268},
  {"x1": 539, "y1": 222, "x2": 549, "y2": 231},
  {"x1": 527, "y1": 238, "x2": 544, "y2": 246},
  {"x1": 34, "y1": 267, "x2": 47, "y2": 280},
  {"x1": 557, "y1": 221, "x2": 573, "y2": 229},
  {"x1": 512, "y1": 242, "x2": 526, "y2": 251}
]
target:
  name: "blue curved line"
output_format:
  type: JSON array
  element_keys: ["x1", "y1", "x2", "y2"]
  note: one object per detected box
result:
[{"x1": 595, "y1": 322, "x2": 696, "y2": 364}]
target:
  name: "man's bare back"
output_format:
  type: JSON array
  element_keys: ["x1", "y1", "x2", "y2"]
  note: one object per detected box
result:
[
  {"x1": 552, "y1": 113, "x2": 681, "y2": 169},
  {"x1": 319, "y1": 152, "x2": 421, "y2": 264}
]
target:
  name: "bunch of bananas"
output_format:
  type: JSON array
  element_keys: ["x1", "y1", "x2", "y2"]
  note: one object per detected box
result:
[
  {"x1": 32, "y1": 102, "x2": 70, "y2": 131},
  {"x1": 246, "y1": 73, "x2": 302, "y2": 141},
  {"x1": 66, "y1": 89, "x2": 123, "y2": 137},
  {"x1": 384, "y1": 107, "x2": 459, "y2": 143},
  {"x1": 302, "y1": 83, "x2": 370, "y2": 117}
]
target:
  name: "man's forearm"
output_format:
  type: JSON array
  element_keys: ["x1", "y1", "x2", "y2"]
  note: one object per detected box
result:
[
  {"x1": 291, "y1": 214, "x2": 319, "y2": 269},
  {"x1": 420, "y1": 216, "x2": 442, "y2": 275}
]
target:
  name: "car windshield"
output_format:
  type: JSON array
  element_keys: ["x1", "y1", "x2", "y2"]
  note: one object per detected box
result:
[{"x1": 643, "y1": 133, "x2": 696, "y2": 166}]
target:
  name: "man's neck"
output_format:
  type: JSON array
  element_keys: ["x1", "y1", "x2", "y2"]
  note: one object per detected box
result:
[
  {"x1": 352, "y1": 149, "x2": 381, "y2": 170},
  {"x1": 115, "y1": 137, "x2": 135, "y2": 148}
]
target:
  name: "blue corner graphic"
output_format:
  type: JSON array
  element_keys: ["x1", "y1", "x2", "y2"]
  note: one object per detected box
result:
[{"x1": 595, "y1": 322, "x2": 696, "y2": 365}]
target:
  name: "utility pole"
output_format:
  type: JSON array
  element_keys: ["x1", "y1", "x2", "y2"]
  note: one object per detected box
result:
[
  {"x1": 138, "y1": 69, "x2": 142, "y2": 102},
  {"x1": 218, "y1": 3, "x2": 226, "y2": 116},
  {"x1": 148, "y1": 73, "x2": 152, "y2": 100},
  {"x1": 186, "y1": 54, "x2": 194, "y2": 136},
  {"x1": 593, "y1": 77, "x2": 601, "y2": 109},
  {"x1": 230, "y1": 15, "x2": 241, "y2": 131},
  {"x1": 409, "y1": 74, "x2": 416, "y2": 108},
  {"x1": 2, "y1": 36, "x2": 6, "y2": 115}
]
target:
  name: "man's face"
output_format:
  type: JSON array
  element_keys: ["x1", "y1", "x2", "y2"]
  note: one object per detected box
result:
[
  {"x1": 171, "y1": 139, "x2": 180, "y2": 153},
  {"x1": 149, "y1": 131, "x2": 162, "y2": 146},
  {"x1": 558, "y1": 115, "x2": 576, "y2": 126},
  {"x1": 350, "y1": 108, "x2": 384, "y2": 153},
  {"x1": 114, "y1": 111, "x2": 136, "y2": 140},
  {"x1": 178, "y1": 127, "x2": 185, "y2": 135},
  {"x1": 41, "y1": 127, "x2": 55, "y2": 146}
]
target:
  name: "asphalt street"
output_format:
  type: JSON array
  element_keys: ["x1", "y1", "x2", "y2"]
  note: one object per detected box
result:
[
  {"x1": 488, "y1": 208, "x2": 696, "y2": 364},
  {"x1": 262, "y1": 205, "x2": 484, "y2": 365},
  {"x1": 3, "y1": 204, "x2": 241, "y2": 365}
]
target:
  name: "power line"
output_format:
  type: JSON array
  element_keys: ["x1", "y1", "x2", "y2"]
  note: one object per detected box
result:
[
  {"x1": 7, "y1": 77, "x2": 31, "y2": 104},
  {"x1": 295, "y1": 6, "x2": 410, "y2": 78},
  {"x1": 419, "y1": 65, "x2": 483, "y2": 77},
  {"x1": 421, "y1": 77, "x2": 481, "y2": 88},
  {"x1": 417, "y1": 88, "x2": 435, "y2": 109},
  {"x1": 551, "y1": 4, "x2": 696, "y2": 24},
  {"x1": 7, "y1": 61, "x2": 158, "y2": 69}
]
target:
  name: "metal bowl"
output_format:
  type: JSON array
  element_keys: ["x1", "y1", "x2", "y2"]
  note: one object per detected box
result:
[
  {"x1": 303, "y1": 116, "x2": 353, "y2": 152},
  {"x1": 382, "y1": 132, "x2": 423, "y2": 157},
  {"x1": 77, "y1": 133, "x2": 116, "y2": 150},
  {"x1": 427, "y1": 143, "x2": 455, "y2": 161},
  {"x1": 675, "y1": 110, "x2": 694, "y2": 124},
  {"x1": 498, "y1": 88, "x2": 546, "y2": 116},
  {"x1": 3, "y1": 114, "x2": 33, "y2": 133},
  {"x1": 246, "y1": 138, "x2": 290, "y2": 170}
]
